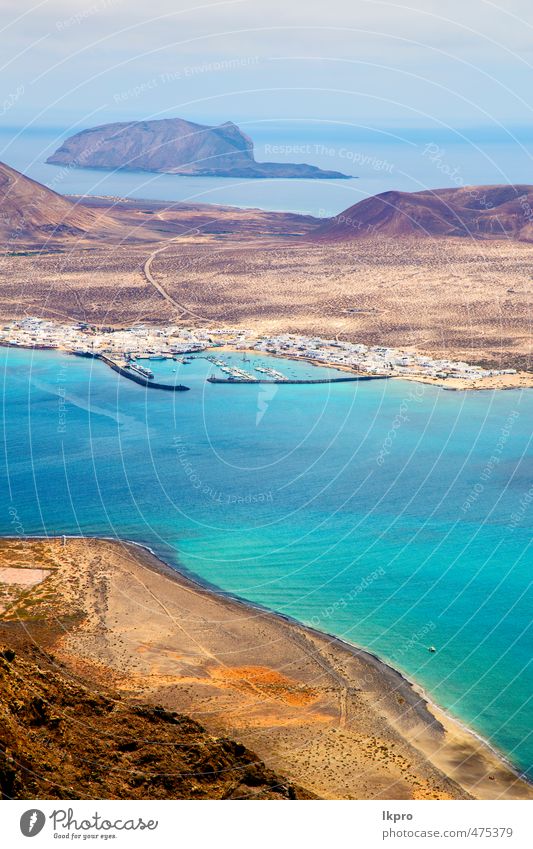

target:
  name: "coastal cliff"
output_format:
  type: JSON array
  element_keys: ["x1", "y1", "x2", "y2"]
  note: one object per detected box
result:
[
  {"x1": 46, "y1": 118, "x2": 351, "y2": 179},
  {"x1": 0, "y1": 540, "x2": 310, "y2": 800},
  {"x1": 0, "y1": 640, "x2": 309, "y2": 800}
]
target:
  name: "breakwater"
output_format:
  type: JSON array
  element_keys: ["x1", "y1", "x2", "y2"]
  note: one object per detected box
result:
[
  {"x1": 97, "y1": 355, "x2": 190, "y2": 391},
  {"x1": 207, "y1": 375, "x2": 389, "y2": 385}
]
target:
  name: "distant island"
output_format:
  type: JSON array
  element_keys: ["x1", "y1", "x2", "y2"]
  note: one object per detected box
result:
[{"x1": 46, "y1": 117, "x2": 351, "y2": 179}]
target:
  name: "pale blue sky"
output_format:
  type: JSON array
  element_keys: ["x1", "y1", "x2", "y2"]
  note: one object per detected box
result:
[{"x1": 2, "y1": 0, "x2": 533, "y2": 139}]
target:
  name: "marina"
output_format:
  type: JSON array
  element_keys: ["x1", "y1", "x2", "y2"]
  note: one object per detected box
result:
[{"x1": 100, "y1": 356, "x2": 190, "y2": 391}]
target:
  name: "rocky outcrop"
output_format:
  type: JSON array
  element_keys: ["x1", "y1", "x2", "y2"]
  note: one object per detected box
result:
[{"x1": 0, "y1": 634, "x2": 312, "y2": 800}]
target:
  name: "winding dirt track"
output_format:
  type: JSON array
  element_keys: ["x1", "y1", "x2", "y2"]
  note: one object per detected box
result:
[{"x1": 142, "y1": 230, "x2": 201, "y2": 317}]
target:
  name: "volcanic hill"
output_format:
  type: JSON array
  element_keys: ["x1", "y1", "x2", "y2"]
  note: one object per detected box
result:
[
  {"x1": 0, "y1": 161, "x2": 108, "y2": 246},
  {"x1": 46, "y1": 118, "x2": 350, "y2": 179},
  {"x1": 314, "y1": 185, "x2": 533, "y2": 241}
]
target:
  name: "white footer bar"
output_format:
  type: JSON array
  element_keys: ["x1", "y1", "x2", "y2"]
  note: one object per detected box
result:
[{"x1": 2, "y1": 799, "x2": 531, "y2": 849}]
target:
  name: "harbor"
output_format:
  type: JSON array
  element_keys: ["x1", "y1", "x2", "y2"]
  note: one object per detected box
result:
[
  {"x1": 100, "y1": 356, "x2": 190, "y2": 392},
  {"x1": 0, "y1": 317, "x2": 520, "y2": 390}
]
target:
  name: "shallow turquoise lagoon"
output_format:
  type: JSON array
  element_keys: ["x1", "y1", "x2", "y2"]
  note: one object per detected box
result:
[{"x1": 1, "y1": 346, "x2": 531, "y2": 778}]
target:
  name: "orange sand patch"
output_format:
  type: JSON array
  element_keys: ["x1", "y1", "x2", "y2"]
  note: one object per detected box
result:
[
  {"x1": 211, "y1": 665, "x2": 319, "y2": 707},
  {"x1": 223, "y1": 710, "x2": 333, "y2": 730}
]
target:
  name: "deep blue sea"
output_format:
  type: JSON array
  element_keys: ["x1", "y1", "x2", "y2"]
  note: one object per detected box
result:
[{"x1": 1, "y1": 347, "x2": 531, "y2": 778}]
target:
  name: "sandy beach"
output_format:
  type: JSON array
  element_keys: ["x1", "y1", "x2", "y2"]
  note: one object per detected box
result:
[
  {"x1": 392, "y1": 371, "x2": 533, "y2": 392},
  {"x1": 1, "y1": 536, "x2": 531, "y2": 801}
]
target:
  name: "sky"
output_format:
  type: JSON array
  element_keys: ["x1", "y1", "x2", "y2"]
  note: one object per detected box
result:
[{"x1": 2, "y1": 0, "x2": 533, "y2": 141}]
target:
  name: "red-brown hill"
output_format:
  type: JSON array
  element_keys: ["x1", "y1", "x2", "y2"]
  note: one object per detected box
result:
[
  {"x1": 0, "y1": 160, "x2": 319, "y2": 248},
  {"x1": 313, "y1": 185, "x2": 533, "y2": 242},
  {"x1": 0, "y1": 161, "x2": 115, "y2": 247}
]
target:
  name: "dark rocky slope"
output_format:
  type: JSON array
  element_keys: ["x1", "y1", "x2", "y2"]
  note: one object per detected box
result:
[{"x1": 0, "y1": 630, "x2": 312, "y2": 800}]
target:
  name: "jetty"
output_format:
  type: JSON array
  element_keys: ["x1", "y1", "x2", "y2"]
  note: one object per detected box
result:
[
  {"x1": 86, "y1": 354, "x2": 190, "y2": 391},
  {"x1": 207, "y1": 375, "x2": 388, "y2": 385}
]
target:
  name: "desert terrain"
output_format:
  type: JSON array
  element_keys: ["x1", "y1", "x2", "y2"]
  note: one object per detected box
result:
[
  {"x1": 1, "y1": 536, "x2": 531, "y2": 801},
  {"x1": 149, "y1": 233, "x2": 532, "y2": 372},
  {"x1": 0, "y1": 165, "x2": 531, "y2": 377},
  {"x1": 0, "y1": 205, "x2": 530, "y2": 378}
]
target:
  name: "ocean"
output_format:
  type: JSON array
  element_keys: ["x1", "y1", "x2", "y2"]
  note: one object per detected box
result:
[
  {"x1": 2, "y1": 123, "x2": 533, "y2": 216},
  {"x1": 1, "y1": 346, "x2": 531, "y2": 779}
]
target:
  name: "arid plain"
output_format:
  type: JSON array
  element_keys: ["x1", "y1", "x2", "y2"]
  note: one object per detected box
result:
[{"x1": 1, "y1": 193, "x2": 530, "y2": 377}]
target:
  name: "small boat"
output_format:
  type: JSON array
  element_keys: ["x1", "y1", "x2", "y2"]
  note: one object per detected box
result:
[
  {"x1": 428, "y1": 646, "x2": 436, "y2": 653},
  {"x1": 129, "y1": 363, "x2": 154, "y2": 379}
]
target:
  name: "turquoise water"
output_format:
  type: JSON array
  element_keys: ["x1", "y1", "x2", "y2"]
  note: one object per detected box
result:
[
  {"x1": 140, "y1": 350, "x2": 355, "y2": 383},
  {"x1": 1, "y1": 346, "x2": 532, "y2": 778}
]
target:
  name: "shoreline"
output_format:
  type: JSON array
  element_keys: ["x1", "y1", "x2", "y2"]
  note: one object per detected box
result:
[
  {"x1": 3, "y1": 533, "x2": 531, "y2": 800},
  {"x1": 242, "y1": 349, "x2": 533, "y2": 392},
  {"x1": 1, "y1": 335, "x2": 531, "y2": 394},
  {"x1": 207, "y1": 344, "x2": 533, "y2": 392},
  {"x1": 109, "y1": 537, "x2": 532, "y2": 788}
]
